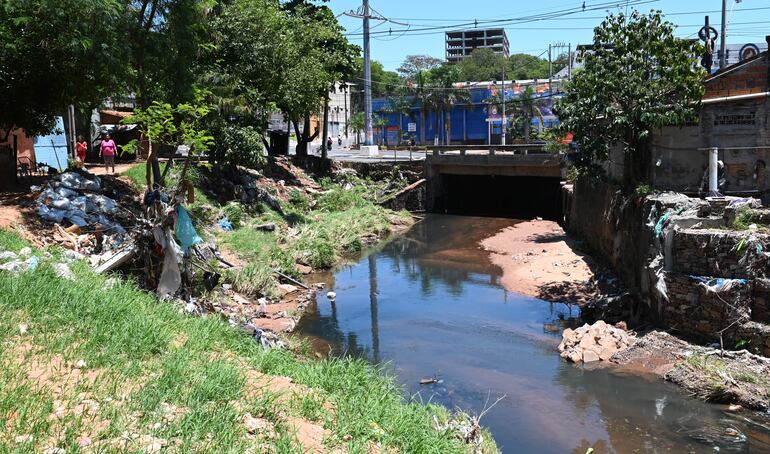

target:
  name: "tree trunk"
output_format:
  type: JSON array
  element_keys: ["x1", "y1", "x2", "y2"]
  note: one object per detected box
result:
[
  {"x1": 434, "y1": 109, "x2": 440, "y2": 146},
  {"x1": 397, "y1": 113, "x2": 402, "y2": 146},
  {"x1": 321, "y1": 95, "x2": 330, "y2": 158},
  {"x1": 445, "y1": 109, "x2": 451, "y2": 145},
  {"x1": 419, "y1": 109, "x2": 426, "y2": 145},
  {"x1": 524, "y1": 112, "x2": 531, "y2": 143}
]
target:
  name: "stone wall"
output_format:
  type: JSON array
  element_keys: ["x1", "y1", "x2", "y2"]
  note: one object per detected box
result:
[{"x1": 565, "y1": 179, "x2": 770, "y2": 355}]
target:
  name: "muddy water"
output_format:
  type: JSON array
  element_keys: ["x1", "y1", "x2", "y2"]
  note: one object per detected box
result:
[{"x1": 296, "y1": 215, "x2": 770, "y2": 453}]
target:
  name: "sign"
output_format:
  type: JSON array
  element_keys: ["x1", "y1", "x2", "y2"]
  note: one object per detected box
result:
[{"x1": 407, "y1": 122, "x2": 417, "y2": 132}]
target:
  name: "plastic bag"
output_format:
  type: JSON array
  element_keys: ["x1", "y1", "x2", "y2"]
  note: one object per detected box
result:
[
  {"x1": 157, "y1": 231, "x2": 182, "y2": 298},
  {"x1": 175, "y1": 205, "x2": 202, "y2": 252},
  {"x1": 218, "y1": 217, "x2": 233, "y2": 231},
  {"x1": 37, "y1": 205, "x2": 65, "y2": 223}
]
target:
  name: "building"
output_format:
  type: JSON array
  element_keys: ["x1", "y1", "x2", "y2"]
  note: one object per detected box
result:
[
  {"x1": 372, "y1": 79, "x2": 565, "y2": 146},
  {"x1": 621, "y1": 36, "x2": 770, "y2": 200},
  {"x1": 446, "y1": 28, "x2": 509, "y2": 63}
]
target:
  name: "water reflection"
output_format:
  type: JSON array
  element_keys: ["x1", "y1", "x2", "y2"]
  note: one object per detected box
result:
[{"x1": 296, "y1": 215, "x2": 770, "y2": 453}]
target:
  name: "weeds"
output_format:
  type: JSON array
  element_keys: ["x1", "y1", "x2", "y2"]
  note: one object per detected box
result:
[{"x1": 733, "y1": 208, "x2": 764, "y2": 230}]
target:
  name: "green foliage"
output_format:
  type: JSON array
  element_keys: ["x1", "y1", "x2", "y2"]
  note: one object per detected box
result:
[
  {"x1": 397, "y1": 55, "x2": 444, "y2": 80},
  {"x1": 634, "y1": 184, "x2": 654, "y2": 198},
  {"x1": 123, "y1": 92, "x2": 214, "y2": 156},
  {"x1": 555, "y1": 10, "x2": 705, "y2": 185},
  {"x1": 209, "y1": 123, "x2": 266, "y2": 168},
  {"x1": 0, "y1": 0, "x2": 126, "y2": 138},
  {"x1": 734, "y1": 209, "x2": 761, "y2": 230},
  {"x1": 288, "y1": 190, "x2": 311, "y2": 213},
  {"x1": 316, "y1": 187, "x2": 368, "y2": 212},
  {"x1": 456, "y1": 48, "x2": 507, "y2": 82},
  {"x1": 222, "y1": 202, "x2": 244, "y2": 229}
]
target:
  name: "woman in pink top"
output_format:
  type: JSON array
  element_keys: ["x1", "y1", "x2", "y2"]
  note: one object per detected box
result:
[{"x1": 99, "y1": 133, "x2": 117, "y2": 173}]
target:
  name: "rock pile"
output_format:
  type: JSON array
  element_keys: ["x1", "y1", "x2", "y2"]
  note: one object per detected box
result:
[{"x1": 558, "y1": 320, "x2": 635, "y2": 363}]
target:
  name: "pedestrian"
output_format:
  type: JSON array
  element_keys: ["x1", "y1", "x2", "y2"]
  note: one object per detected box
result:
[
  {"x1": 337, "y1": 134, "x2": 342, "y2": 146},
  {"x1": 99, "y1": 133, "x2": 117, "y2": 173},
  {"x1": 326, "y1": 136, "x2": 333, "y2": 150},
  {"x1": 75, "y1": 135, "x2": 88, "y2": 169}
]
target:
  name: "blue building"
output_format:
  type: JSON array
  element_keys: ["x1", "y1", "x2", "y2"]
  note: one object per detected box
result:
[{"x1": 371, "y1": 79, "x2": 565, "y2": 146}]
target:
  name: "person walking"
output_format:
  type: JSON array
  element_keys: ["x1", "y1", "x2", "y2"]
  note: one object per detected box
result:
[
  {"x1": 99, "y1": 133, "x2": 117, "y2": 173},
  {"x1": 75, "y1": 135, "x2": 88, "y2": 169},
  {"x1": 326, "y1": 136, "x2": 333, "y2": 151}
]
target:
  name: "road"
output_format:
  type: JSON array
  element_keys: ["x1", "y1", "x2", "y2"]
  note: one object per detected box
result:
[{"x1": 289, "y1": 139, "x2": 427, "y2": 163}]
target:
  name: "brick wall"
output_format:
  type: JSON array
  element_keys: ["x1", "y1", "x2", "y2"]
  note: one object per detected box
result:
[
  {"x1": 704, "y1": 53, "x2": 770, "y2": 99},
  {"x1": 672, "y1": 229, "x2": 762, "y2": 279}
]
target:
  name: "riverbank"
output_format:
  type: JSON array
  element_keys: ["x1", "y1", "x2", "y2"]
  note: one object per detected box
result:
[{"x1": 480, "y1": 219, "x2": 609, "y2": 304}]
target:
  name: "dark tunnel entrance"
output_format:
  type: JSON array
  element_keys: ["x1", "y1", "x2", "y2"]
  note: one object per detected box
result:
[{"x1": 432, "y1": 174, "x2": 563, "y2": 220}]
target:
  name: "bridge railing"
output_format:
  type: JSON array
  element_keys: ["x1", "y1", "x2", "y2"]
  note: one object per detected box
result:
[{"x1": 425, "y1": 144, "x2": 548, "y2": 156}]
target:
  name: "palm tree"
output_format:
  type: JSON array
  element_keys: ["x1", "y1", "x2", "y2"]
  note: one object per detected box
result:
[
  {"x1": 349, "y1": 112, "x2": 365, "y2": 145},
  {"x1": 518, "y1": 85, "x2": 546, "y2": 143},
  {"x1": 384, "y1": 89, "x2": 414, "y2": 146}
]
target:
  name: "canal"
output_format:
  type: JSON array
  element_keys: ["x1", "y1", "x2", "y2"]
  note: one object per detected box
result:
[{"x1": 296, "y1": 215, "x2": 770, "y2": 453}]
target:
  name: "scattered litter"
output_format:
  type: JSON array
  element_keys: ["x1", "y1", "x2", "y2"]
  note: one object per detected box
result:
[
  {"x1": 254, "y1": 223, "x2": 276, "y2": 232},
  {"x1": 53, "y1": 263, "x2": 75, "y2": 280},
  {"x1": 327, "y1": 291, "x2": 337, "y2": 301},
  {"x1": 19, "y1": 323, "x2": 28, "y2": 335},
  {"x1": 691, "y1": 276, "x2": 749, "y2": 294},
  {"x1": 419, "y1": 377, "x2": 440, "y2": 385},
  {"x1": 175, "y1": 205, "x2": 202, "y2": 252},
  {"x1": 74, "y1": 359, "x2": 87, "y2": 369},
  {"x1": 217, "y1": 217, "x2": 233, "y2": 231}
]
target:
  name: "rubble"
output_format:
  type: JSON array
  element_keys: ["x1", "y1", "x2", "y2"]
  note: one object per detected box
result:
[{"x1": 558, "y1": 320, "x2": 635, "y2": 363}]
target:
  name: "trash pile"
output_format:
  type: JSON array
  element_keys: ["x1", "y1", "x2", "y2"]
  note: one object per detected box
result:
[
  {"x1": 559, "y1": 320, "x2": 635, "y2": 363},
  {"x1": 33, "y1": 171, "x2": 132, "y2": 260}
]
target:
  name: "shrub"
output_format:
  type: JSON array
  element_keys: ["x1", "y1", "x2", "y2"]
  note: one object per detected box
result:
[
  {"x1": 222, "y1": 202, "x2": 244, "y2": 228},
  {"x1": 209, "y1": 124, "x2": 265, "y2": 169}
]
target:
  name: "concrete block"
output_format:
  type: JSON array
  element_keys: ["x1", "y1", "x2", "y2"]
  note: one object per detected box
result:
[{"x1": 361, "y1": 145, "x2": 379, "y2": 157}]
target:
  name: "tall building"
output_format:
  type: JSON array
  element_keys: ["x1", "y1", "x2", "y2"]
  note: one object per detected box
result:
[{"x1": 445, "y1": 28, "x2": 509, "y2": 62}]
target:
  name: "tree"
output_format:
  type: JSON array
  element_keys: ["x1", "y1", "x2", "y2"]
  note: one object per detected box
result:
[
  {"x1": 349, "y1": 112, "x2": 364, "y2": 145},
  {"x1": 516, "y1": 86, "x2": 546, "y2": 142},
  {"x1": 126, "y1": 0, "x2": 212, "y2": 109},
  {"x1": 430, "y1": 66, "x2": 470, "y2": 145},
  {"x1": 278, "y1": 0, "x2": 358, "y2": 156},
  {"x1": 0, "y1": 0, "x2": 127, "y2": 140},
  {"x1": 351, "y1": 58, "x2": 400, "y2": 110},
  {"x1": 384, "y1": 89, "x2": 414, "y2": 146},
  {"x1": 555, "y1": 10, "x2": 704, "y2": 185},
  {"x1": 397, "y1": 55, "x2": 443, "y2": 81},
  {"x1": 456, "y1": 48, "x2": 506, "y2": 82},
  {"x1": 508, "y1": 53, "x2": 550, "y2": 80}
]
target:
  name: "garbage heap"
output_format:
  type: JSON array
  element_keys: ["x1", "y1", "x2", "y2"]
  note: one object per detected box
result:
[
  {"x1": 34, "y1": 171, "x2": 132, "y2": 261},
  {"x1": 559, "y1": 320, "x2": 635, "y2": 363}
]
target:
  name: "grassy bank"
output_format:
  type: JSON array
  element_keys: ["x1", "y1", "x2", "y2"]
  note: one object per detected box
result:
[
  {"x1": 122, "y1": 162, "x2": 412, "y2": 298},
  {"x1": 0, "y1": 229, "x2": 495, "y2": 453}
]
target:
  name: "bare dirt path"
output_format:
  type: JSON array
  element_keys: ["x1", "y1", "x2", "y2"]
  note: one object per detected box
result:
[
  {"x1": 84, "y1": 163, "x2": 136, "y2": 176},
  {"x1": 480, "y1": 219, "x2": 597, "y2": 303}
]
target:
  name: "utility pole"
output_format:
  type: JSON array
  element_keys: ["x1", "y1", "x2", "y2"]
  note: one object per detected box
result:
[
  {"x1": 501, "y1": 54, "x2": 507, "y2": 146},
  {"x1": 568, "y1": 43, "x2": 572, "y2": 79},
  {"x1": 720, "y1": 0, "x2": 728, "y2": 68},
  {"x1": 362, "y1": 0, "x2": 373, "y2": 146},
  {"x1": 548, "y1": 44, "x2": 552, "y2": 95},
  {"x1": 344, "y1": 2, "x2": 392, "y2": 153}
]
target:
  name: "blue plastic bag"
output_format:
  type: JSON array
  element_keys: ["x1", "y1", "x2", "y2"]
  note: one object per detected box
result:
[
  {"x1": 175, "y1": 205, "x2": 202, "y2": 252},
  {"x1": 218, "y1": 216, "x2": 233, "y2": 232}
]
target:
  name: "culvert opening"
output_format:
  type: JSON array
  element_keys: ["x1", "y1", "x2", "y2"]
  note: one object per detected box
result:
[{"x1": 435, "y1": 174, "x2": 563, "y2": 220}]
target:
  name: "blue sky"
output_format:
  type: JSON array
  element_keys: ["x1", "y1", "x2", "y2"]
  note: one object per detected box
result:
[{"x1": 329, "y1": 0, "x2": 770, "y2": 71}]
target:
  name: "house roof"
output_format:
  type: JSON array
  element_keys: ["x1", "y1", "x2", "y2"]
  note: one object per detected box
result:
[{"x1": 99, "y1": 109, "x2": 133, "y2": 118}]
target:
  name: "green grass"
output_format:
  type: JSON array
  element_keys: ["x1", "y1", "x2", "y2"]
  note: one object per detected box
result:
[
  {"x1": 733, "y1": 208, "x2": 767, "y2": 231},
  {"x1": 219, "y1": 183, "x2": 410, "y2": 297},
  {"x1": 0, "y1": 230, "x2": 491, "y2": 453}
]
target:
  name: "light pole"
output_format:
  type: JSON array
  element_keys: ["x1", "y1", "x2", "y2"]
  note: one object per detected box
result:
[{"x1": 720, "y1": 0, "x2": 728, "y2": 68}]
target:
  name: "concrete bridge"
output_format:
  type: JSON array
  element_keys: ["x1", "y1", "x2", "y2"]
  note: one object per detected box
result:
[{"x1": 424, "y1": 147, "x2": 565, "y2": 219}]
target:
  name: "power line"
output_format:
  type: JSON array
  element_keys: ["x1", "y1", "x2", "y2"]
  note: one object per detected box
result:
[{"x1": 344, "y1": 0, "x2": 659, "y2": 37}]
